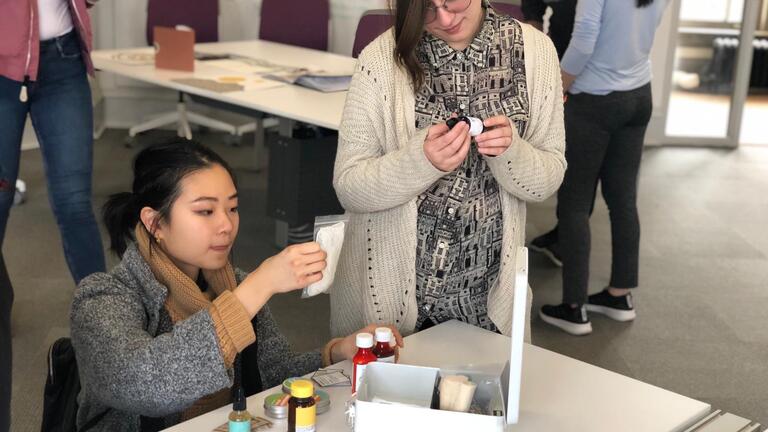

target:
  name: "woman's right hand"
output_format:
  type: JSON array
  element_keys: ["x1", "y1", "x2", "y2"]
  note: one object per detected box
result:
[
  {"x1": 234, "y1": 242, "x2": 327, "y2": 317},
  {"x1": 423, "y1": 121, "x2": 472, "y2": 172},
  {"x1": 256, "y1": 242, "x2": 327, "y2": 294}
]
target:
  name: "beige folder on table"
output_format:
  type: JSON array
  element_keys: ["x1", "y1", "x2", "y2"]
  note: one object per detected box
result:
[{"x1": 153, "y1": 26, "x2": 195, "y2": 72}]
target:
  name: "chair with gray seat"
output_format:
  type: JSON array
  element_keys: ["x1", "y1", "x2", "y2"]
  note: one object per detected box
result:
[
  {"x1": 259, "y1": 0, "x2": 331, "y2": 51},
  {"x1": 352, "y1": 9, "x2": 393, "y2": 59},
  {"x1": 129, "y1": 0, "x2": 254, "y2": 144},
  {"x1": 491, "y1": 0, "x2": 524, "y2": 20}
]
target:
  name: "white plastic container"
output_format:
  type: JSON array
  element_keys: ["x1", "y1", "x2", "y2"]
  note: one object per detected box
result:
[{"x1": 350, "y1": 248, "x2": 530, "y2": 432}]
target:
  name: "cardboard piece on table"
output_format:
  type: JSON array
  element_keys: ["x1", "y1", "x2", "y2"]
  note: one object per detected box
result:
[
  {"x1": 154, "y1": 26, "x2": 195, "y2": 72},
  {"x1": 311, "y1": 368, "x2": 351, "y2": 388},
  {"x1": 170, "y1": 78, "x2": 243, "y2": 93}
]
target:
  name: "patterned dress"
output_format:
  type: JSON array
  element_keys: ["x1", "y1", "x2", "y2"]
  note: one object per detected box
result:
[{"x1": 414, "y1": 6, "x2": 530, "y2": 331}]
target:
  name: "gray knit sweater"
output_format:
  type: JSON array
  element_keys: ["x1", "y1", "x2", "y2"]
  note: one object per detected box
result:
[{"x1": 70, "y1": 244, "x2": 322, "y2": 431}]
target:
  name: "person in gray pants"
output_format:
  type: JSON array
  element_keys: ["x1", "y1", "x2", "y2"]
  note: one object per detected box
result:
[{"x1": 539, "y1": 0, "x2": 670, "y2": 336}]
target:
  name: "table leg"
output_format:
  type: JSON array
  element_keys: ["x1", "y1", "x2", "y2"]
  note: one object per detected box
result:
[
  {"x1": 275, "y1": 118, "x2": 296, "y2": 248},
  {"x1": 252, "y1": 118, "x2": 266, "y2": 171}
]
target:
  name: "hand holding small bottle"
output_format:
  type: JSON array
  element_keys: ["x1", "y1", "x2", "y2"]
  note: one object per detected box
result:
[
  {"x1": 331, "y1": 323, "x2": 405, "y2": 363},
  {"x1": 423, "y1": 121, "x2": 472, "y2": 172},
  {"x1": 475, "y1": 115, "x2": 515, "y2": 157}
]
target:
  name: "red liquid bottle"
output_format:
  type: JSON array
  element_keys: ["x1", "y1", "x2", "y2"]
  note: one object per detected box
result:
[
  {"x1": 372, "y1": 327, "x2": 395, "y2": 364},
  {"x1": 351, "y1": 333, "x2": 376, "y2": 394}
]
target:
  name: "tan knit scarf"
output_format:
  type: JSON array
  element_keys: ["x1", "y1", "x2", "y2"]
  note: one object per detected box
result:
[
  {"x1": 134, "y1": 224, "x2": 238, "y2": 420},
  {"x1": 135, "y1": 224, "x2": 238, "y2": 322}
]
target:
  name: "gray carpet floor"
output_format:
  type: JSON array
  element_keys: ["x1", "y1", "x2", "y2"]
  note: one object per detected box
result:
[{"x1": 5, "y1": 129, "x2": 767, "y2": 431}]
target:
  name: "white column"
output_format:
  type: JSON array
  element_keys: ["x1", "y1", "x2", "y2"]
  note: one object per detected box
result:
[
  {"x1": 219, "y1": 0, "x2": 262, "y2": 41},
  {"x1": 329, "y1": 0, "x2": 389, "y2": 55},
  {"x1": 645, "y1": 2, "x2": 677, "y2": 146}
]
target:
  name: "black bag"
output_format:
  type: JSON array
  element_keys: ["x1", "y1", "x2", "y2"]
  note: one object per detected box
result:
[{"x1": 41, "y1": 338, "x2": 107, "y2": 432}]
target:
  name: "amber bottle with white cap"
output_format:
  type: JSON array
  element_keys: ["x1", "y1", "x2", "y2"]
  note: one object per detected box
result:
[{"x1": 372, "y1": 327, "x2": 395, "y2": 364}]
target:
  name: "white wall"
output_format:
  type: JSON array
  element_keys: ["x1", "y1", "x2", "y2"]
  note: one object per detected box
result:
[{"x1": 645, "y1": 1, "x2": 678, "y2": 146}]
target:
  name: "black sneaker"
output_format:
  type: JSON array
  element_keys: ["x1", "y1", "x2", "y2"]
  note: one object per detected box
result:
[
  {"x1": 539, "y1": 303, "x2": 592, "y2": 335},
  {"x1": 586, "y1": 289, "x2": 636, "y2": 322},
  {"x1": 528, "y1": 228, "x2": 562, "y2": 267}
]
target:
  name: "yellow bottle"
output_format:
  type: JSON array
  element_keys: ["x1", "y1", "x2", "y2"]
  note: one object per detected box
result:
[{"x1": 288, "y1": 379, "x2": 316, "y2": 432}]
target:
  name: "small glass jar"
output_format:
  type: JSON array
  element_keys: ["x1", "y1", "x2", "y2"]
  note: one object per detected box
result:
[{"x1": 288, "y1": 379, "x2": 316, "y2": 432}]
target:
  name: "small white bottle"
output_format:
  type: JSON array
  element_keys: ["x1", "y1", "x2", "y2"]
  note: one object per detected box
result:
[{"x1": 446, "y1": 115, "x2": 485, "y2": 137}]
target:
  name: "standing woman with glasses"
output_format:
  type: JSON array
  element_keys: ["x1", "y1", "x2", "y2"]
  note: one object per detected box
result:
[
  {"x1": 539, "y1": 0, "x2": 670, "y2": 336},
  {"x1": 331, "y1": 0, "x2": 566, "y2": 339}
]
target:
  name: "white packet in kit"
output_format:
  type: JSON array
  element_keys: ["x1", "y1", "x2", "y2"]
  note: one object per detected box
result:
[{"x1": 302, "y1": 214, "x2": 348, "y2": 298}]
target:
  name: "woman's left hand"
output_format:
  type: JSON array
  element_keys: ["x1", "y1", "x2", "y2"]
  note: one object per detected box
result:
[
  {"x1": 332, "y1": 324, "x2": 405, "y2": 363},
  {"x1": 475, "y1": 115, "x2": 515, "y2": 156},
  {"x1": 561, "y1": 70, "x2": 576, "y2": 93}
]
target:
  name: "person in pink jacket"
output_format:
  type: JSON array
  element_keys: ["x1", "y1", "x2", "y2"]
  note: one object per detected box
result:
[{"x1": 0, "y1": 1, "x2": 104, "y2": 430}]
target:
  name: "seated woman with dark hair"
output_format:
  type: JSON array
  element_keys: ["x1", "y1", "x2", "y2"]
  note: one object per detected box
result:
[{"x1": 70, "y1": 139, "x2": 402, "y2": 431}]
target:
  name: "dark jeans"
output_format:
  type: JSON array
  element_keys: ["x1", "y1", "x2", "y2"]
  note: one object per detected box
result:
[
  {"x1": 0, "y1": 31, "x2": 105, "y2": 284},
  {"x1": 558, "y1": 83, "x2": 652, "y2": 305},
  {"x1": 0, "y1": 253, "x2": 10, "y2": 432}
]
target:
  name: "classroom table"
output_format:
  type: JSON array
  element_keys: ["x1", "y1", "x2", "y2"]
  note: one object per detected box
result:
[
  {"x1": 92, "y1": 40, "x2": 355, "y2": 130},
  {"x1": 92, "y1": 40, "x2": 356, "y2": 245},
  {"x1": 161, "y1": 320, "x2": 760, "y2": 432}
]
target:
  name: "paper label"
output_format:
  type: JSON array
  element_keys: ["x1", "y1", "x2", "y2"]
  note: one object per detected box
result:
[
  {"x1": 377, "y1": 355, "x2": 395, "y2": 364},
  {"x1": 295, "y1": 405, "x2": 316, "y2": 432},
  {"x1": 354, "y1": 364, "x2": 367, "y2": 393},
  {"x1": 304, "y1": 221, "x2": 346, "y2": 297},
  {"x1": 312, "y1": 370, "x2": 349, "y2": 387},
  {"x1": 213, "y1": 417, "x2": 272, "y2": 432},
  {"x1": 227, "y1": 420, "x2": 250, "y2": 432}
]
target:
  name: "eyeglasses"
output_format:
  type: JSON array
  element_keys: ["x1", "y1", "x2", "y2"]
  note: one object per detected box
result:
[{"x1": 425, "y1": 0, "x2": 473, "y2": 24}]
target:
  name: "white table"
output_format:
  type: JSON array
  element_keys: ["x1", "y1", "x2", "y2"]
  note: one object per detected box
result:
[
  {"x1": 93, "y1": 40, "x2": 356, "y2": 245},
  {"x1": 92, "y1": 40, "x2": 355, "y2": 130},
  {"x1": 163, "y1": 320, "x2": 713, "y2": 432}
]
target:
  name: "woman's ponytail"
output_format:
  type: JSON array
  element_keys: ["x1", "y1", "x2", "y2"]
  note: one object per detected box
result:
[{"x1": 102, "y1": 192, "x2": 139, "y2": 257}]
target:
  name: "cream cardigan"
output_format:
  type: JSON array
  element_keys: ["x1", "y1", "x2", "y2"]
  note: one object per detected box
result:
[{"x1": 331, "y1": 23, "x2": 566, "y2": 340}]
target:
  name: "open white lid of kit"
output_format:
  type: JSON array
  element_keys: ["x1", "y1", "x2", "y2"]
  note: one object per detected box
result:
[{"x1": 502, "y1": 246, "x2": 528, "y2": 424}]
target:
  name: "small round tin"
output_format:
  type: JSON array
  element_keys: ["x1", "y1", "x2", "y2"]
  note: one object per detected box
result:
[
  {"x1": 315, "y1": 389, "x2": 330, "y2": 415},
  {"x1": 264, "y1": 389, "x2": 331, "y2": 418},
  {"x1": 263, "y1": 392, "x2": 290, "y2": 419}
]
